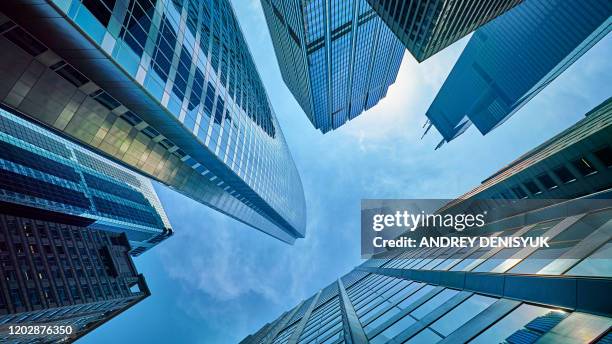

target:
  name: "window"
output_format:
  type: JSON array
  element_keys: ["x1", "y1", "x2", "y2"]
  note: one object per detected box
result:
[
  {"x1": 511, "y1": 186, "x2": 528, "y2": 199},
  {"x1": 470, "y1": 304, "x2": 566, "y2": 344},
  {"x1": 429, "y1": 294, "x2": 496, "y2": 336},
  {"x1": 523, "y1": 180, "x2": 542, "y2": 195},
  {"x1": 405, "y1": 328, "x2": 442, "y2": 343},
  {"x1": 566, "y1": 240, "x2": 612, "y2": 277},
  {"x1": 410, "y1": 288, "x2": 459, "y2": 320},
  {"x1": 121, "y1": 111, "x2": 142, "y2": 126},
  {"x1": 120, "y1": 0, "x2": 154, "y2": 56},
  {"x1": 51, "y1": 62, "x2": 90, "y2": 87},
  {"x1": 552, "y1": 165, "x2": 576, "y2": 184},
  {"x1": 500, "y1": 189, "x2": 514, "y2": 200},
  {"x1": 363, "y1": 306, "x2": 401, "y2": 333},
  {"x1": 82, "y1": 0, "x2": 117, "y2": 26},
  {"x1": 3, "y1": 27, "x2": 47, "y2": 56},
  {"x1": 370, "y1": 313, "x2": 416, "y2": 344},
  {"x1": 593, "y1": 146, "x2": 612, "y2": 168},
  {"x1": 572, "y1": 157, "x2": 598, "y2": 176},
  {"x1": 141, "y1": 125, "x2": 160, "y2": 139},
  {"x1": 92, "y1": 90, "x2": 121, "y2": 110},
  {"x1": 537, "y1": 173, "x2": 557, "y2": 190}
]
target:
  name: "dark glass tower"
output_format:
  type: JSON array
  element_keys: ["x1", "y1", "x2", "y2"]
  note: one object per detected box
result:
[
  {"x1": 241, "y1": 99, "x2": 612, "y2": 343},
  {"x1": 365, "y1": 0, "x2": 523, "y2": 62},
  {"x1": 261, "y1": 0, "x2": 405, "y2": 133},
  {"x1": 0, "y1": 211, "x2": 150, "y2": 343},
  {"x1": 0, "y1": 106, "x2": 172, "y2": 256},
  {"x1": 0, "y1": 0, "x2": 306, "y2": 243},
  {"x1": 424, "y1": 0, "x2": 612, "y2": 146}
]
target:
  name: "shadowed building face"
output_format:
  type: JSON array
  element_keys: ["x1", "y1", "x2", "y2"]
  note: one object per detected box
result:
[
  {"x1": 424, "y1": 0, "x2": 612, "y2": 146},
  {"x1": 365, "y1": 0, "x2": 523, "y2": 62},
  {"x1": 261, "y1": 0, "x2": 405, "y2": 133}
]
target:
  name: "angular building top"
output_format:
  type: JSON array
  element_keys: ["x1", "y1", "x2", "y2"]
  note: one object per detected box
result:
[
  {"x1": 0, "y1": 0, "x2": 306, "y2": 243},
  {"x1": 240, "y1": 100, "x2": 612, "y2": 344},
  {"x1": 366, "y1": 0, "x2": 522, "y2": 62},
  {"x1": 0, "y1": 106, "x2": 172, "y2": 255},
  {"x1": 261, "y1": 0, "x2": 405, "y2": 133},
  {"x1": 425, "y1": 0, "x2": 612, "y2": 145}
]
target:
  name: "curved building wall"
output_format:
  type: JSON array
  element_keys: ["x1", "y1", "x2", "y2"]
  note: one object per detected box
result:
[{"x1": 0, "y1": 0, "x2": 306, "y2": 243}]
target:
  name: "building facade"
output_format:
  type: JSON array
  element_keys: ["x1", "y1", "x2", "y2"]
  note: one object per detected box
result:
[
  {"x1": 439, "y1": 97, "x2": 612, "y2": 214},
  {"x1": 424, "y1": 0, "x2": 612, "y2": 146},
  {"x1": 0, "y1": 106, "x2": 172, "y2": 256},
  {"x1": 241, "y1": 100, "x2": 612, "y2": 343},
  {"x1": 0, "y1": 0, "x2": 306, "y2": 243},
  {"x1": 0, "y1": 211, "x2": 150, "y2": 343},
  {"x1": 365, "y1": 0, "x2": 522, "y2": 62},
  {"x1": 261, "y1": 0, "x2": 405, "y2": 133}
]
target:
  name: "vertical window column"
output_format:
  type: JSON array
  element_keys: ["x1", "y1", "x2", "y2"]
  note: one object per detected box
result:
[{"x1": 337, "y1": 278, "x2": 368, "y2": 343}]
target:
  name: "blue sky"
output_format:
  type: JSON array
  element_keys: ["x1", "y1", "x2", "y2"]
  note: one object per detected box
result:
[{"x1": 81, "y1": 2, "x2": 611, "y2": 343}]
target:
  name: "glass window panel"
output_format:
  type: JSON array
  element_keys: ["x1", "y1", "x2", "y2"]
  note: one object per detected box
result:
[
  {"x1": 397, "y1": 285, "x2": 433, "y2": 310},
  {"x1": 410, "y1": 289, "x2": 459, "y2": 320},
  {"x1": 469, "y1": 304, "x2": 563, "y2": 344},
  {"x1": 508, "y1": 247, "x2": 569, "y2": 274},
  {"x1": 594, "y1": 146, "x2": 612, "y2": 168},
  {"x1": 370, "y1": 314, "x2": 416, "y2": 344},
  {"x1": 360, "y1": 300, "x2": 392, "y2": 323},
  {"x1": 430, "y1": 294, "x2": 497, "y2": 336},
  {"x1": 363, "y1": 306, "x2": 401, "y2": 334},
  {"x1": 565, "y1": 241, "x2": 612, "y2": 277},
  {"x1": 404, "y1": 328, "x2": 442, "y2": 344}
]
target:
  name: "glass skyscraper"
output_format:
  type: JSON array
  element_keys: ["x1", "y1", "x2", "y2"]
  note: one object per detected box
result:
[
  {"x1": 424, "y1": 0, "x2": 612, "y2": 146},
  {"x1": 0, "y1": 0, "x2": 306, "y2": 243},
  {"x1": 241, "y1": 99, "x2": 612, "y2": 343},
  {"x1": 261, "y1": 0, "x2": 405, "y2": 133},
  {"x1": 365, "y1": 0, "x2": 522, "y2": 62},
  {"x1": 0, "y1": 106, "x2": 172, "y2": 256}
]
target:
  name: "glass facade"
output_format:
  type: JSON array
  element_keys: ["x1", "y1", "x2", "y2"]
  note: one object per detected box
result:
[
  {"x1": 0, "y1": 106, "x2": 172, "y2": 255},
  {"x1": 365, "y1": 0, "x2": 522, "y2": 62},
  {"x1": 440, "y1": 97, "x2": 612, "y2": 212},
  {"x1": 424, "y1": 0, "x2": 612, "y2": 145},
  {"x1": 241, "y1": 100, "x2": 612, "y2": 344},
  {"x1": 0, "y1": 212, "x2": 150, "y2": 343},
  {"x1": 261, "y1": 0, "x2": 405, "y2": 133},
  {"x1": 0, "y1": 0, "x2": 306, "y2": 243}
]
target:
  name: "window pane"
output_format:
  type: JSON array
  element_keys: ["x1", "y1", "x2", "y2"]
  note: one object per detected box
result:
[
  {"x1": 572, "y1": 157, "x2": 598, "y2": 176},
  {"x1": 397, "y1": 285, "x2": 434, "y2": 309},
  {"x1": 552, "y1": 165, "x2": 576, "y2": 183},
  {"x1": 370, "y1": 314, "x2": 416, "y2": 344},
  {"x1": 364, "y1": 306, "x2": 401, "y2": 334},
  {"x1": 594, "y1": 146, "x2": 612, "y2": 168},
  {"x1": 430, "y1": 294, "x2": 497, "y2": 336},
  {"x1": 565, "y1": 241, "x2": 612, "y2": 277},
  {"x1": 410, "y1": 289, "x2": 459, "y2": 320},
  {"x1": 405, "y1": 328, "x2": 442, "y2": 344},
  {"x1": 469, "y1": 304, "x2": 563, "y2": 344}
]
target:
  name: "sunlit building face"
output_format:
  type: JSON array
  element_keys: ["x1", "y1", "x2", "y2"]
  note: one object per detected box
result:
[{"x1": 0, "y1": 0, "x2": 306, "y2": 243}]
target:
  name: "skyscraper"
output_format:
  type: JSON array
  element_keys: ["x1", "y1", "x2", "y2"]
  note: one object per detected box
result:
[
  {"x1": 241, "y1": 99, "x2": 612, "y2": 343},
  {"x1": 365, "y1": 0, "x2": 522, "y2": 62},
  {"x1": 0, "y1": 211, "x2": 151, "y2": 343},
  {"x1": 0, "y1": 106, "x2": 172, "y2": 256},
  {"x1": 0, "y1": 0, "x2": 306, "y2": 243},
  {"x1": 424, "y1": 0, "x2": 612, "y2": 146},
  {"x1": 261, "y1": 0, "x2": 405, "y2": 133}
]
